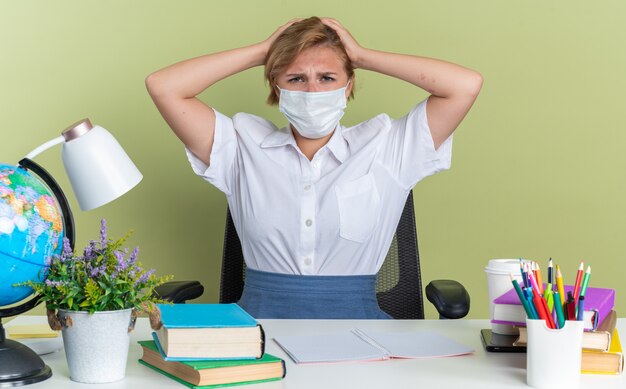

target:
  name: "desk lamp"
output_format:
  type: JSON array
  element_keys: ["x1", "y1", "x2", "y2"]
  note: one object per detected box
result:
[{"x1": 0, "y1": 119, "x2": 142, "y2": 386}]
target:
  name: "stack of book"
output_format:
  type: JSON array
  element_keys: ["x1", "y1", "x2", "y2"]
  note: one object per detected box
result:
[{"x1": 138, "y1": 304, "x2": 286, "y2": 388}]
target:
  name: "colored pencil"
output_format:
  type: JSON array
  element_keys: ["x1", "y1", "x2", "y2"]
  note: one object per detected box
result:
[
  {"x1": 579, "y1": 265, "x2": 591, "y2": 298},
  {"x1": 555, "y1": 265, "x2": 565, "y2": 306},
  {"x1": 534, "y1": 262, "x2": 544, "y2": 294},
  {"x1": 573, "y1": 260, "x2": 584, "y2": 304}
]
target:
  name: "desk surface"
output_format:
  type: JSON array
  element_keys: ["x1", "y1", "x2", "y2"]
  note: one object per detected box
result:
[{"x1": 7, "y1": 317, "x2": 625, "y2": 389}]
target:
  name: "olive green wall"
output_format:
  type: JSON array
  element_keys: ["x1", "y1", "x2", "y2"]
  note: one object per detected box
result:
[{"x1": 2, "y1": 1, "x2": 624, "y2": 319}]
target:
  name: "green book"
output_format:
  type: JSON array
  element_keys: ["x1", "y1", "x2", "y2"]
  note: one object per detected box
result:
[{"x1": 137, "y1": 340, "x2": 285, "y2": 388}]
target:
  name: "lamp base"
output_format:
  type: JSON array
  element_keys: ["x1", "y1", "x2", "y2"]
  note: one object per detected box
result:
[{"x1": 0, "y1": 338, "x2": 52, "y2": 387}]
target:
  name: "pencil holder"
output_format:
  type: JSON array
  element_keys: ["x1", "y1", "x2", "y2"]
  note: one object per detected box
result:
[{"x1": 526, "y1": 319, "x2": 584, "y2": 389}]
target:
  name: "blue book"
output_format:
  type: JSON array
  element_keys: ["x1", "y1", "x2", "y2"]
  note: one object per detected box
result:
[{"x1": 154, "y1": 304, "x2": 265, "y2": 361}]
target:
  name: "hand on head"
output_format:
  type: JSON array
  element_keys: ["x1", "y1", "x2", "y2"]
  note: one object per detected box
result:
[
  {"x1": 264, "y1": 17, "x2": 364, "y2": 68},
  {"x1": 320, "y1": 18, "x2": 364, "y2": 68},
  {"x1": 260, "y1": 18, "x2": 303, "y2": 54}
]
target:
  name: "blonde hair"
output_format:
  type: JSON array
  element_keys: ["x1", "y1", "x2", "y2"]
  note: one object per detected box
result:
[{"x1": 264, "y1": 17, "x2": 355, "y2": 105}]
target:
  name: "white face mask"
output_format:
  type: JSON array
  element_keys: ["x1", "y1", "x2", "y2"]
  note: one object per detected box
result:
[{"x1": 277, "y1": 83, "x2": 349, "y2": 139}]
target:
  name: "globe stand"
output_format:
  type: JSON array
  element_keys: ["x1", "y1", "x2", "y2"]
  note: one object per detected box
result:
[{"x1": 0, "y1": 297, "x2": 52, "y2": 387}]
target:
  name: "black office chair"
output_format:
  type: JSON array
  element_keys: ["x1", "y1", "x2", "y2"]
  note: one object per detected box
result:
[{"x1": 218, "y1": 190, "x2": 470, "y2": 319}]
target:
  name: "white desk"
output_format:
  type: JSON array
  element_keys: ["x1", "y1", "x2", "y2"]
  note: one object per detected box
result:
[{"x1": 7, "y1": 317, "x2": 625, "y2": 389}]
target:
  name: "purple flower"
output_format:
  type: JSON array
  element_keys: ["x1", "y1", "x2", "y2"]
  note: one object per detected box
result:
[
  {"x1": 60, "y1": 237, "x2": 73, "y2": 262},
  {"x1": 137, "y1": 269, "x2": 155, "y2": 285},
  {"x1": 90, "y1": 265, "x2": 106, "y2": 278},
  {"x1": 114, "y1": 250, "x2": 129, "y2": 272},
  {"x1": 84, "y1": 240, "x2": 97, "y2": 259},
  {"x1": 45, "y1": 279, "x2": 66, "y2": 288},
  {"x1": 99, "y1": 219, "x2": 107, "y2": 247},
  {"x1": 128, "y1": 247, "x2": 139, "y2": 265}
]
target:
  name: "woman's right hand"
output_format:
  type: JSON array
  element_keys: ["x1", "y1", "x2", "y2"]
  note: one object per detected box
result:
[{"x1": 258, "y1": 19, "x2": 303, "y2": 56}]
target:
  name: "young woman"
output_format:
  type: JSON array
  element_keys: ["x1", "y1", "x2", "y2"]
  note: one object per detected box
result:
[{"x1": 146, "y1": 17, "x2": 482, "y2": 319}]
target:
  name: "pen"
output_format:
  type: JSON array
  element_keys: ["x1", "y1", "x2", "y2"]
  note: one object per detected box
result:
[
  {"x1": 510, "y1": 274, "x2": 534, "y2": 319},
  {"x1": 555, "y1": 265, "x2": 565, "y2": 306},
  {"x1": 573, "y1": 260, "x2": 584, "y2": 304},
  {"x1": 577, "y1": 296, "x2": 585, "y2": 321}
]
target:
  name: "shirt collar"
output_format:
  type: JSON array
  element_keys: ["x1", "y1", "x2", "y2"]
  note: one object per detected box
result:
[
  {"x1": 325, "y1": 125, "x2": 349, "y2": 163},
  {"x1": 260, "y1": 127, "x2": 297, "y2": 149},
  {"x1": 260, "y1": 125, "x2": 349, "y2": 163}
]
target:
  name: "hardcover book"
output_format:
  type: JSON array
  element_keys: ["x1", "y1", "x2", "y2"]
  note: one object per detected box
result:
[
  {"x1": 580, "y1": 329, "x2": 624, "y2": 375},
  {"x1": 154, "y1": 304, "x2": 264, "y2": 360},
  {"x1": 138, "y1": 340, "x2": 285, "y2": 388},
  {"x1": 491, "y1": 285, "x2": 614, "y2": 330}
]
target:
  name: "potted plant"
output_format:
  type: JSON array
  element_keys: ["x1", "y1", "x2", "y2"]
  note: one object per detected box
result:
[{"x1": 20, "y1": 219, "x2": 172, "y2": 383}]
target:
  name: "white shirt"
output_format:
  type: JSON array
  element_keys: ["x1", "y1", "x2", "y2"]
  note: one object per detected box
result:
[{"x1": 185, "y1": 99, "x2": 452, "y2": 276}]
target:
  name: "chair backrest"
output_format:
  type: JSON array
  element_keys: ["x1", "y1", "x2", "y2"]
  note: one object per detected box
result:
[{"x1": 219, "y1": 190, "x2": 425, "y2": 319}]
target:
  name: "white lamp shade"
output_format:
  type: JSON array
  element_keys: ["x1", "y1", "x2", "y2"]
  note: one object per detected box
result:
[{"x1": 61, "y1": 125, "x2": 142, "y2": 211}]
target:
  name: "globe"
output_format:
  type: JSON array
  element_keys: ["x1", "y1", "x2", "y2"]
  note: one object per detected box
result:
[{"x1": 0, "y1": 163, "x2": 64, "y2": 307}]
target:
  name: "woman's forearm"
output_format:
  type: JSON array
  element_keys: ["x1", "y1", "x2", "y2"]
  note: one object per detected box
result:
[
  {"x1": 355, "y1": 48, "x2": 482, "y2": 100},
  {"x1": 145, "y1": 43, "x2": 267, "y2": 99}
]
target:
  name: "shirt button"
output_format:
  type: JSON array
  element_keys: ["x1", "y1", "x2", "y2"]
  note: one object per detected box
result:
[
  {"x1": 304, "y1": 185, "x2": 312, "y2": 191},
  {"x1": 304, "y1": 257, "x2": 312, "y2": 266},
  {"x1": 312, "y1": 161, "x2": 319, "y2": 168},
  {"x1": 305, "y1": 219, "x2": 313, "y2": 227}
]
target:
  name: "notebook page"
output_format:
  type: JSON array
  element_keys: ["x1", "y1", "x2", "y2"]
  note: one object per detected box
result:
[
  {"x1": 274, "y1": 332, "x2": 387, "y2": 364},
  {"x1": 356, "y1": 330, "x2": 474, "y2": 358}
]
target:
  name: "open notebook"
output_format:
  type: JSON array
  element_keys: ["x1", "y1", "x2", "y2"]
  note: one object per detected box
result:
[{"x1": 274, "y1": 328, "x2": 474, "y2": 364}]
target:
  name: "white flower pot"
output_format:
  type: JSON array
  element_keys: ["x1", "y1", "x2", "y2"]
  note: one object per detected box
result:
[{"x1": 58, "y1": 308, "x2": 132, "y2": 383}]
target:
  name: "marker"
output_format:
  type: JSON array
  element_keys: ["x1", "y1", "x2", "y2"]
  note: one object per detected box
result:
[
  {"x1": 573, "y1": 260, "x2": 584, "y2": 304},
  {"x1": 555, "y1": 265, "x2": 565, "y2": 306},
  {"x1": 577, "y1": 296, "x2": 585, "y2": 321},
  {"x1": 524, "y1": 287, "x2": 539, "y2": 319},
  {"x1": 545, "y1": 289, "x2": 554, "y2": 313},
  {"x1": 553, "y1": 290, "x2": 565, "y2": 328},
  {"x1": 532, "y1": 292, "x2": 555, "y2": 329},
  {"x1": 565, "y1": 291, "x2": 576, "y2": 321}
]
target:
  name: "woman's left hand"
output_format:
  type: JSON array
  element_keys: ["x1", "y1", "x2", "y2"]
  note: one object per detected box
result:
[{"x1": 322, "y1": 18, "x2": 366, "y2": 68}]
